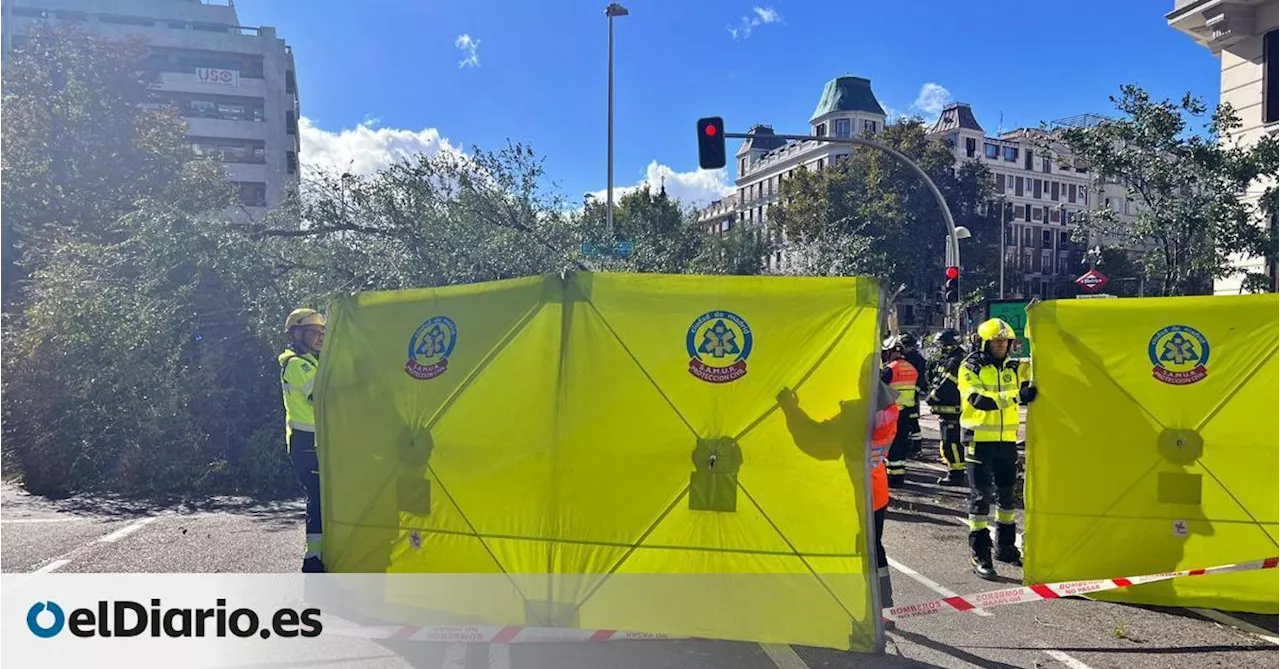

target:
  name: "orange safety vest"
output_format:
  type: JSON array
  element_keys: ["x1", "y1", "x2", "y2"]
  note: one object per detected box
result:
[
  {"x1": 886, "y1": 359, "x2": 919, "y2": 408},
  {"x1": 869, "y1": 404, "x2": 899, "y2": 511}
]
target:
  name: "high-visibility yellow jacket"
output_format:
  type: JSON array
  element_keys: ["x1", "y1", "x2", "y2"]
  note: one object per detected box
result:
[
  {"x1": 881, "y1": 359, "x2": 918, "y2": 409},
  {"x1": 958, "y1": 352, "x2": 1030, "y2": 442},
  {"x1": 279, "y1": 347, "x2": 320, "y2": 446}
]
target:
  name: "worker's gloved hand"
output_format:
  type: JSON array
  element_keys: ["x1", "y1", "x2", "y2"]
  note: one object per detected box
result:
[
  {"x1": 1019, "y1": 385, "x2": 1038, "y2": 404},
  {"x1": 776, "y1": 388, "x2": 799, "y2": 411}
]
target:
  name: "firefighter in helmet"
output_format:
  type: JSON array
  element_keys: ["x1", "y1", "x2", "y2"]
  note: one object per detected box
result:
[
  {"x1": 926, "y1": 328, "x2": 967, "y2": 485},
  {"x1": 896, "y1": 332, "x2": 929, "y2": 458},
  {"x1": 880, "y1": 335, "x2": 918, "y2": 488},
  {"x1": 959, "y1": 317, "x2": 1037, "y2": 580},
  {"x1": 280, "y1": 308, "x2": 326, "y2": 573}
]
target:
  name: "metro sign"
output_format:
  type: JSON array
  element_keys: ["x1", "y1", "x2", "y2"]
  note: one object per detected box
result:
[{"x1": 1075, "y1": 268, "x2": 1109, "y2": 292}]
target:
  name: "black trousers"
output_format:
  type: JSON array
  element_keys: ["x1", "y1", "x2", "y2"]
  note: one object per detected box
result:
[
  {"x1": 873, "y1": 506, "x2": 892, "y2": 607},
  {"x1": 289, "y1": 431, "x2": 322, "y2": 536},
  {"x1": 885, "y1": 411, "x2": 912, "y2": 486},
  {"x1": 965, "y1": 440, "x2": 1018, "y2": 533},
  {"x1": 939, "y1": 416, "x2": 965, "y2": 472}
]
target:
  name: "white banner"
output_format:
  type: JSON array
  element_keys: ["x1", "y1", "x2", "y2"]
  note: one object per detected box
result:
[{"x1": 195, "y1": 67, "x2": 239, "y2": 86}]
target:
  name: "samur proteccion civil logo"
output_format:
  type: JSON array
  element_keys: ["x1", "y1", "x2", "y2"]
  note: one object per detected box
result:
[
  {"x1": 686, "y1": 310, "x2": 753, "y2": 384},
  {"x1": 1148, "y1": 324, "x2": 1210, "y2": 386},
  {"x1": 406, "y1": 316, "x2": 457, "y2": 380}
]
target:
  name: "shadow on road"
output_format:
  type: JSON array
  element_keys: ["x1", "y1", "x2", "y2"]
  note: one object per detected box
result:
[
  {"x1": 885, "y1": 628, "x2": 1024, "y2": 669},
  {"x1": 3, "y1": 480, "x2": 308, "y2": 522},
  {"x1": 885, "y1": 510, "x2": 957, "y2": 528}
]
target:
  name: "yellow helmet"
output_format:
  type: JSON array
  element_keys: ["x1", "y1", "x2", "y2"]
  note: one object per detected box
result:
[
  {"x1": 284, "y1": 308, "x2": 325, "y2": 333},
  {"x1": 977, "y1": 318, "x2": 1016, "y2": 342}
]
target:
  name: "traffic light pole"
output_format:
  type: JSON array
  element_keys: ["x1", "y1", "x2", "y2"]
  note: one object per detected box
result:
[{"x1": 723, "y1": 132, "x2": 964, "y2": 329}]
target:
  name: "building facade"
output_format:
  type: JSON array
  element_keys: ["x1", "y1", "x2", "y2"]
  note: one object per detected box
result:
[
  {"x1": 1168, "y1": 0, "x2": 1278, "y2": 294},
  {"x1": 697, "y1": 75, "x2": 1135, "y2": 299},
  {"x1": 2, "y1": 0, "x2": 302, "y2": 218}
]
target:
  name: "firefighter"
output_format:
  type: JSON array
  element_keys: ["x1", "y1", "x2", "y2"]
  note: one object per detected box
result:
[
  {"x1": 959, "y1": 318, "x2": 1037, "y2": 580},
  {"x1": 898, "y1": 332, "x2": 929, "y2": 458},
  {"x1": 926, "y1": 328, "x2": 967, "y2": 486},
  {"x1": 881, "y1": 335, "x2": 918, "y2": 488},
  {"x1": 280, "y1": 307, "x2": 326, "y2": 573}
]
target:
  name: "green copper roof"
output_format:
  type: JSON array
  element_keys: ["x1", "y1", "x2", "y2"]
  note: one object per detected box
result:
[{"x1": 810, "y1": 76, "x2": 885, "y2": 121}]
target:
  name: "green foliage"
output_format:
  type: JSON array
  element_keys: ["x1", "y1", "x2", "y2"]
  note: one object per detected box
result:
[
  {"x1": 1049, "y1": 85, "x2": 1279, "y2": 296},
  {"x1": 767, "y1": 120, "x2": 999, "y2": 306}
]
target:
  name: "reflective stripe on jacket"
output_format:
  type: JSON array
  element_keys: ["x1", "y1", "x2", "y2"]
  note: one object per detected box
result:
[
  {"x1": 279, "y1": 347, "x2": 320, "y2": 441},
  {"x1": 957, "y1": 352, "x2": 1029, "y2": 442},
  {"x1": 870, "y1": 404, "x2": 898, "y2": 511},
  {"x1": 884, "y1": 359, "x2": 918, "y2": 409}
]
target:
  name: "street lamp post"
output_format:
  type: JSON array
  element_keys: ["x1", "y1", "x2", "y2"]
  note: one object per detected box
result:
[
  {"x1": 997, "y1": 196, "x2": 1007, "y2": 300},
  {"x1": 605, "y1": 3, "x2": 628, "y2": 242}
]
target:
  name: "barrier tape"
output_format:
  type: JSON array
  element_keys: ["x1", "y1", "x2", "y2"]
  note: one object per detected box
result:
[
  {"x1": 884, "y1": 556, "x2": 1279, "y2": 622},
  {"x1": 321, "y1": 556, "x2": 1278, "y2": 642}
]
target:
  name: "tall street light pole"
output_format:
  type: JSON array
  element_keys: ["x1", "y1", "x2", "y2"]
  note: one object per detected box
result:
[
  {"x1": 605, "y1": 3, "x2": 628, "y2": 242},
  {"x1": 998, "y1": 196, "x2": 1007, "y2": 300}
]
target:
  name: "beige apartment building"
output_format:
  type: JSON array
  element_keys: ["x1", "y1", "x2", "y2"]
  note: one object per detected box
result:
[
  {"x1": 2, "y1": 0, "x2": 302, "y2": 218},
  {"x1": 1168, "y1": 0, "x2": 1278, "y2": 293},
  {"x1": 698, "y1": 76, "x2": 1136, "y2": 303}
]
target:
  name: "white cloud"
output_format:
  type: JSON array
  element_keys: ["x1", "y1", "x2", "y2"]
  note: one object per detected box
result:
[
  {"x1": 588, "y1": 161, "x2": 733, "y2": 210},
  {"x1": 298, "y1": 117, "x2": 465, "y2": 178},
  {"x1": 455, "y1": 34, "x2": 480, "y2": 68},
  {"x1": 911, "y1": 82, "x2": 953, "y2": 118},
  {"x1": 728, "y1": 6, "x2": 782, "y2": 39}
]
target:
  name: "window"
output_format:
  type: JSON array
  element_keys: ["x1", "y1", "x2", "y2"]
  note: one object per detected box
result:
[
  {"x1": 1068, "y1": 184, "x2": 1077, "y2": 203},
  {"x1": 1023, "y1": 251, "x2": 1033, "y2": 272},
  {"x1": 1058, "y1": 253, "x2": 1069, "y2": 273},
  {"x1": 1033, "y1": 207, "x2": 1043, "y2": 221},
  {"x1": 1024, "y1": 203, "x2": 1033, "y2": 220},
  {"x1": 100, "y1": 14, "x2": 156, "y2": 26},
  {"x1": 1015, "y1": 176, "x2": 1024, "y2": 196},
  {"x1": 864, "y1": 119, "x2": 878, "y2": 135},
  {"x1": 1041, "y1": 279, "x2": 1051, "y2": 296},
  {"x1": 1034, "y1": 179, "x2": 1043, "y2": 199},
  {"x1": 740, "y1": 158, "x2": 747, "y2": 175},
  {"x1": 834, "y1": 119, "x2": 851, "y2": 138},
  {"x1": 1006, "y1": 249, "x2": 1018, "y2": 269},
  {"x1": 1265, "y1": 30, "x2": 1278, "y2": 125},
  {"x1": 1050, "y1": 208, "x2": 1060, "y2": 223},
  {"x1": 1003, "y1": 146, "x2": 1018, "y2": 161},
  {"x1": 721, "y1": 220, "x2": 730, "y2": 233},
  {"x1": 287, "y1": 150, "x2": 297, "y2": 174},
  {"x1": 1005, "y1": 227, "x2": 1015, "y2": 245},
  {"x1": 286, "y1": 110, "x2": 297, "y2": 134},
  {"x1": 815, "y1": 123, "x2": 827, "y2": 137},
  {"x1": 965, "y1": 137, "x2": 977, "y2": 158},
  {"x1": 816, "y1": 158, "x2": 825, "y2": 171},
  {"x1": 1042, "y1": 156, "x2": 1051, "y2": 173},
  {"x1": 235, "y1": 182, "x2": 267, "y2": 207},
  {"x1": 1051, "y1": 181, "x2": 1060, "y2": 201},
  {"x1": 996, "y1": 173, "x2": 1006, "y2": 191},
  {"x1": 1025, "y1": 150, "x2": 1034, "y2": 171},
  {"x1": 286, "y1": 70, "x2": 297, "y2": 95},
  {"x1": 1042, "y1": 230, "x2": 1052, "y2": 247},
  {"x1": 1079, "y1": 185, "x2": 1088, "y2": 204},
  {"x1": 985, "y1": 143, "x2": 1000, "y2": 159},
  {"x1": 1041, "y1": 250, "x2": 1053, "y2": 273},
  {"x1": 1022, "y1": 227, "x2": 1033, "y2": 246}
]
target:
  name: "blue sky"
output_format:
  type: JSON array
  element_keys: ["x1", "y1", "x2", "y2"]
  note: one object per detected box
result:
[{"x1": 235, "y1": 0, "x2": 1221, "y2": 207}]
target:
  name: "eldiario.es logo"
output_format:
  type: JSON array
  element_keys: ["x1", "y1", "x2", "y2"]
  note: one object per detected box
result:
[{"x1": 27, "y1": 599, "x2": 322, "y2": 639}]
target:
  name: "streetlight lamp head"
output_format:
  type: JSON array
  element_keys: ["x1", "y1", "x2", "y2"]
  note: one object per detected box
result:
[
  {"x1": 955, "y1": 226, "x2": 972, "y2": 240},
  {"x1": 606, "y1": 3, "x2": 629, "y2": 16}
]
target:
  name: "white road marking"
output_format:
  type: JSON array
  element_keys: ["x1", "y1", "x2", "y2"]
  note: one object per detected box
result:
[
  {"x1": 1189, "y1": 608, "x2": 1280, "y2": 645},
  {"x1": 1, "y1": 517, "x2": 86, "y2": 523},
  {"x1": 98, "y1": 516, "x2": 158, "y2": 543},
  {"x1": 441, "y1": 643, "x2": 467, "y2": 669},
  {"x1": 759, "y1": 643, "x2": 810, "y2": 669},
  {"x1": 885, "y1": 556, "x2": 992, "y2": 617},
  {"x1": 33, "y1": 559, "x2": 71, "y2": 574},
  {"x1": 1043, "y1": 649, "x2": 1095, "y2": 669},
  {"x1": 487, "y1": 643, "x2": 511, "y2": 669}
]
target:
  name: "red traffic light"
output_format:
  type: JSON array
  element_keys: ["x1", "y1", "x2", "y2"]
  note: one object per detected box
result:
[
  {"x1": 704, "y1": 124, "x2": 718, "y2": 137},
  {"x1": 945, "y1": 266, "x2": 959, "y2": 280}
]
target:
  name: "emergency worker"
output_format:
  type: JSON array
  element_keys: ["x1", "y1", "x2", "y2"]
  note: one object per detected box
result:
[
  {"x1": 898, "y1": 333, "x2": 929, "y2": 457},
  {"x1": 926, "y1": 328, "x2": 967, "y2": 485},
  {"x1": 776, "y1": 381, "x2": 900, "y2": 616},
  {"x1": 959, "y1": 318, "x2": 1036, "y2": 580},
  {"x1": 881, "y1": 335, "x2": 918, "y2": 488},
  {"x1": 280, "y1": 307, "x2": 326, "y2": 573}
]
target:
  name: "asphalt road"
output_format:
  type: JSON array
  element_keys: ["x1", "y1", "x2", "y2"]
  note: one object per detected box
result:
[{"x1": 3, "y1": 414, "x2": 1277, "y2": 669}]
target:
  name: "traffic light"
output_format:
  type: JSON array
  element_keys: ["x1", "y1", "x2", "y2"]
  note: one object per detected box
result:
[
  {"x1": 697, "y1": 117, "x2": 726, "y2": 169},
  {"x1": 943, "y1": 266, "x2": 959, "y2": 303}
]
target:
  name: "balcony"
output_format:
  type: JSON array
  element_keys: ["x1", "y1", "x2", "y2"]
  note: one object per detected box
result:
[
  {"x1": 220, "y1": 161, "x2": 268, "y2": 183},
  {"x1": 1166, "y1": 0, "x2": 1266, "y2": 53},
  {"x1": 183, "y1": 116, "x2": 267, "y2": 141}
]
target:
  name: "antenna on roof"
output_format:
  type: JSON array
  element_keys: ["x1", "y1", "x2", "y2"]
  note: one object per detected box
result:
[{"x1": 998, "y1": 111, "x2": 1004, "y2": 136}]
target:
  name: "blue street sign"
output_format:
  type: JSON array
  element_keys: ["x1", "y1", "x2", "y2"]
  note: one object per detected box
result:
[{"x1": 581, "y1": 240, "x2": 633, "y2": 259}]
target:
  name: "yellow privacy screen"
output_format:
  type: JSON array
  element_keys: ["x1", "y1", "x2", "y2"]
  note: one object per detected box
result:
[
  {"x1": 1024, "y1": 293, "x2": 1278, "y2": 613},
  {"x1": 313, "y1": 272, "x2": 885, "y2": 650}
]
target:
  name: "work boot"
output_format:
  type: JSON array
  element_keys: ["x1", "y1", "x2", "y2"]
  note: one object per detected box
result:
[
  {"x1": 878, "y1": 566, "x2": 894, "y2": 609},
  {"x1": 302, "y1": 556, "x2": 327, "y2": 573},
  {"x1": 994, "y1": 524, "x2": 1022, "y2": 566},
  {"x1": 936, "y1": 470, "x2": 965, "y2": 486},
  {"x1": 969, "y1": 530, "x2": 996, "y2": 580}
]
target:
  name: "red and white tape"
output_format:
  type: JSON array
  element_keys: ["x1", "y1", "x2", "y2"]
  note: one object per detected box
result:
[
  {"x1": 884, "y1": 556, "x2": 1279, "y2": 622},
  {"x1": 322, "y1": 556, "x2": 1277, "y2": 642}
]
